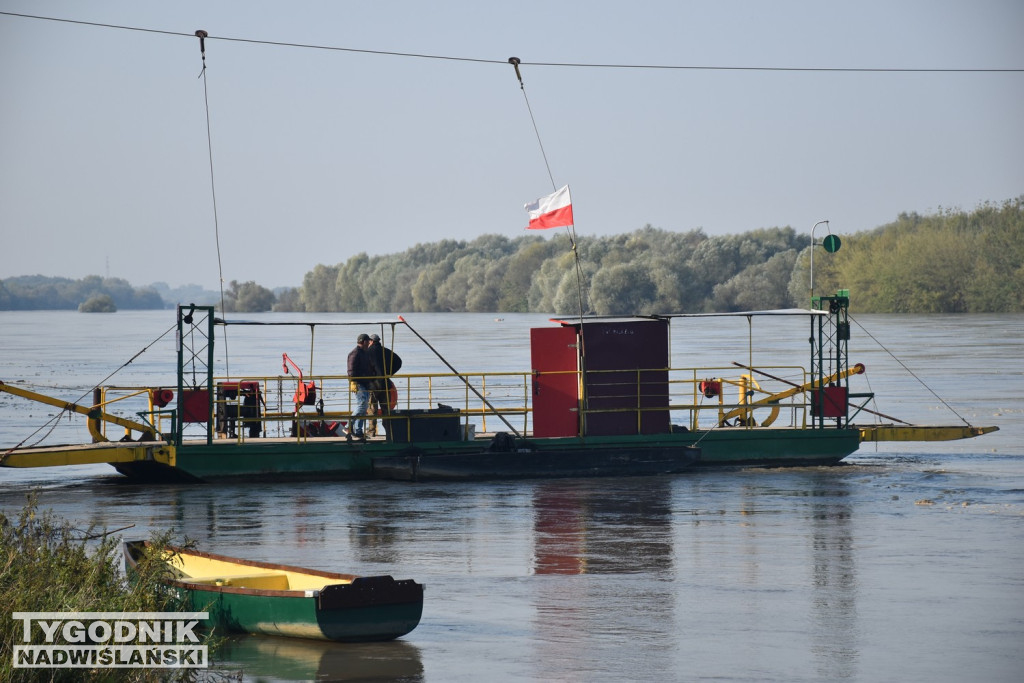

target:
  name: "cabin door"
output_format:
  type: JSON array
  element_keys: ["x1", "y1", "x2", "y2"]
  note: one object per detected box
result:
[
  {"x1": 530, "y1": 326, "x2": 580, "y2": 438},
  {"x1": 581, "y1": 319, "x2": 671, "y2": 436}
]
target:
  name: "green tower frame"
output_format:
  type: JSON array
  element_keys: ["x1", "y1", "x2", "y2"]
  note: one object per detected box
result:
[
  {"x1": 175, "y1": 304, "x2": 216, "y2": 446},
  {"x1": 810, "y1": 290, "x2": 851, "y2": 429}
]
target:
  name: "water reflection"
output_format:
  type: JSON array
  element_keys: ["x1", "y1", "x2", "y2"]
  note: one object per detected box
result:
[
  {"x1": 291, "y1": 494, "x2": 330, "y2": 548},
  {"x1": 532, "y1": 479, "x2": 674, "y2": 575},
  {"x1": 167, "y1": 485, "x2": 266, "y2": 542},
  {"x1": 806, "y1": 473, "x2": 858, "y2": 680},
  {"x1": 346, "y1": 486, "x2": 416, "y2": 565},
  {"x1": 219, "y1": 635, "x2": 423, "y2": 682},
  {"x1": 531, "y1": 479, "x2": 677, "y2": 681},
  {"x1": 669, "y1": 471, "x2": 860, "y2": 679},
  {"x1": 532, "y1": 484, "x2": 587, "y2": 575}
]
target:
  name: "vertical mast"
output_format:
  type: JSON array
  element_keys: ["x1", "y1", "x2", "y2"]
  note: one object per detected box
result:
[
  {"x1": 811, "y1": 291, "x2": 851, "y2": 428},
  {"x1": 175, "y1": 305, "x2": 216, "y2": 445}
]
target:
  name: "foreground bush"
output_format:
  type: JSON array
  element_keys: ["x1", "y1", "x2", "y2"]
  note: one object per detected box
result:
[{"x1": 0, "y1": 492, "x2": 225, "y2": 682}]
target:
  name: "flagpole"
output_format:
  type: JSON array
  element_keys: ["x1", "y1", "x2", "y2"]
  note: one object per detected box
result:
[
  {"x1": 568, "y1": 218, "x2": 589, "y2": 439},
  {"x1": 511, "y1": 60, "x2": 590, "y2": 438}
]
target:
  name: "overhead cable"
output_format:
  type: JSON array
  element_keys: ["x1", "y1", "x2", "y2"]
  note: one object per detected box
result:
[{"x1": 3, "y1": 11, "x2": 1022, "y2": 73}]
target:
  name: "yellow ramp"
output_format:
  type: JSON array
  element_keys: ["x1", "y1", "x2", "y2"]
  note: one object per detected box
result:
[
  {"x1": 1, "y1": 442, "x2": 175, "y2": 468},
  {"x1": 859, "y1": 425, "x2": 999, "y2": 443}
]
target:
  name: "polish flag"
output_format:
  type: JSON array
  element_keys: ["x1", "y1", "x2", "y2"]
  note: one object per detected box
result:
[{"x1": 524, "y1": 185, "x2": 573, "y2": 230}]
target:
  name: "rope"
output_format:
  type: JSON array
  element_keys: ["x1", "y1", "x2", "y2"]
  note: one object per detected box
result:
[
  {"x1": 508, "y1": 58, "x2": 556, "y2": 191},
  {"x1": 849, "y1": 314, "x2": 973, "y2": 428},
  {"x1": 195, "y1": 30, "x2": 230, "y2": 378}
]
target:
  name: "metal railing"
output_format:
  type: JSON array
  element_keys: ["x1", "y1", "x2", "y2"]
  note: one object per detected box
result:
[{"x1": 93, "y1": 363, "x2": 822, "y2": 444}]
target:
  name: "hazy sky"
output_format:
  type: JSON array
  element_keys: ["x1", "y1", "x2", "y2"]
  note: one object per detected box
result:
[{"x1": 1, "y1": 1, "x2": 1021, "y2": 290}]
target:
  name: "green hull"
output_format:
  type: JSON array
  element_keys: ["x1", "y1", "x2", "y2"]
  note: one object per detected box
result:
[
  {"x1": 687, "y1": 427, "x2": 862, "y2": 467},
  {"x1": 178, "y1": 585, "x2": 423, "y2": 642},
  {"x1": 114, "y1": 427, "x2": 861, "y2": 482},
  {"x1": 175, "y1": 440, "x2": 376, "y2": 482}
]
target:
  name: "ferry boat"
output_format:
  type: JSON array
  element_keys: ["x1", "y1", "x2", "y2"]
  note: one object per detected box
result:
[{"x1": 0, "y1": 291, "x2": 996, "y2": 482}]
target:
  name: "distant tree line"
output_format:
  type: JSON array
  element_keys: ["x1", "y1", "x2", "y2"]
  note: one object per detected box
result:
[
  {"x1": 0, "y1": 275, "x2": 163, "y2": 311},
  {"x1": 292, "y1": 226, "x2": 810, "y2": 315},
  {"x1": 3, "y1": 198, "x2": 1021, "y2": 314},
  {"x1": 800, "y1": 198, "x2": 1023, "y2": 313},
  {"x1": 289, "y1": 197, "x2": 1022, "y2": 314}
]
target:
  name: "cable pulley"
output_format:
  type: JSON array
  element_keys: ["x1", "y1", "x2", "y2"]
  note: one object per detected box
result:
[
  {"x1": 195, "y1": 29, "x2": 208, "y2": 73},
  {"x1": 508, "y1": 56, "x2": 523, "y2": 86}
]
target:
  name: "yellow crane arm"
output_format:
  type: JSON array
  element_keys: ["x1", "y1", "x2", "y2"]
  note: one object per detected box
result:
[
  {"x1": 0, "y1": 380, "x2": 157, "y2": 442},
  {"x1": 720, "y1": 363, "x2": 866, "y2": 423}
]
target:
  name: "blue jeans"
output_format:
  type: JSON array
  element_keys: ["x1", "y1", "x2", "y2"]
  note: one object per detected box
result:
[{"x1": 351, "y1": 385, "x2": 370, "y2": 435}]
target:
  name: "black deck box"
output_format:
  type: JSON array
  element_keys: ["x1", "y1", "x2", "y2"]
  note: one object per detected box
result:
[{"x1": 386, "y1": 407, "x2": 461, "y2": 443}]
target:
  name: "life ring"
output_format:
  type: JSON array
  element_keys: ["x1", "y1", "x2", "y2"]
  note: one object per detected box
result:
[
  {"x1": 699, "y1": 380, "x2": 721, "y2": 399},
  {"x1": 388, "y1": 379, "x2": 398, "y2": 410}
]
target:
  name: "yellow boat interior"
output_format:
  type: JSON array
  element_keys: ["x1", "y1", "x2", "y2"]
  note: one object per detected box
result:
[{"x1": 163, "y1": 549, "x2": 356, "y2": 592}]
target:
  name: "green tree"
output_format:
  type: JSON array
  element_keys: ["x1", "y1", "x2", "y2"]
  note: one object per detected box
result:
[
  {"x1": 273, "y1": 287, "x2": 305, "y2": 312},
  {"x1": 590, "y1": 262, "x2": 657, "y2": 314},
  {"x1": 498, "y1": 237, "x2": 553, "y2": 311},
  {"x1": 963, "y1": 198, "x2": 1024, "y2": 311},
  {"x1": 224, "y1": 280, "x2": 276, "y2": 312},
  {"x1": 412, "y1": 261, "x2": 453, "y2": 312},
  {"x1": 713, "y1": 249, "x2": 798, "y2": 311},
  {"x1": 300, "y1": 264, "x2": 340, "y2": 311},
  {"x1": 78, "y1": 293, "x2": 117, "y2": 312},
  {"x1": 335, "y1": 253, "x2": 370, "y2": 311},
  {"x1": 436, "y1": 254, "x2": 490, "y2": 312},
  {"x1": 363, "y1": 256, "x2": 412, "y2": 312},
  {"x1": 528, "y1": 250, "x2": 577, "y2": 312}
]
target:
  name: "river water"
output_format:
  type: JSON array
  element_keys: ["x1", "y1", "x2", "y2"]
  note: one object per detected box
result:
[{"x1": 1, "y1": 310, "x2": 1022, "y2": 682}]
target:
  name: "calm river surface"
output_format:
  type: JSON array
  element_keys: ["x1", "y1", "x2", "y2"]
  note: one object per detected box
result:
[{"x1": 1, "y1": 310, "x2": 1022, "y2": 682}]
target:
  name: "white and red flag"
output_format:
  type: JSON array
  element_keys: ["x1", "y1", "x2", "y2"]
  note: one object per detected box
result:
[{"x1": 524, "y1": 185, "x2": 573, "y2": 230}]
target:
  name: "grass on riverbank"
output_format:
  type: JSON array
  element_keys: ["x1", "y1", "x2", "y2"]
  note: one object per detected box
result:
[{"x1": 0, "y1": 492, "x2": 227, "y2": 682}]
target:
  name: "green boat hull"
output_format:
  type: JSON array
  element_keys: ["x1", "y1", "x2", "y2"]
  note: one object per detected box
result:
[
  {"x1": 686, "y1": 426, "x2": 862, "y2": 467},
  {"x1": 113, "y1": 427, "x2": 861, "y2": 482},
  {"x1": 177, "y1": 584, "x2": 423, "y2": 642}
]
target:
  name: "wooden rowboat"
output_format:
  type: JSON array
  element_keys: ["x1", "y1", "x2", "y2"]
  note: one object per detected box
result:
[{"x1": 123, "y1": 541, "x2": 423, "y2": 642}]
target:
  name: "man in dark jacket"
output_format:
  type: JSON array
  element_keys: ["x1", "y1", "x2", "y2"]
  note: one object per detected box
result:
[
  {"x1": 366, "y1": 333, "x2": 402, "y2": 436},
  {"x1": 346, "y1": 333, "x2": 379, "y2": 441}
]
